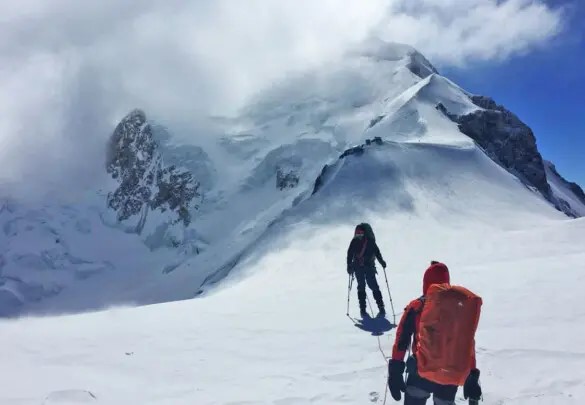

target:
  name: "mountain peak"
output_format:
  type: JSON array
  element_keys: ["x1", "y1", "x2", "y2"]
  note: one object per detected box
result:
[{"x1": 351, "y1": 38, "x2": 438, "y2": 78}]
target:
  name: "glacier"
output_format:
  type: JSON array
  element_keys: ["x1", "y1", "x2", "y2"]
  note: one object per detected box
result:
[
  {"x1": 1, "y1": 40, "x2": 584, "y2": 404},
  {"x1": 1, "y1": 41, "x2": 583, "y2": 317}
]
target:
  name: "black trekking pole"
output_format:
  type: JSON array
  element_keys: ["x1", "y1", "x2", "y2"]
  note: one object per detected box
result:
[
  {"x1": 346, "y1": 274, "x2": 354, "y2": 316},
  {"x1": 381, "y1": 266, "x2": 396, "y2": 324}
]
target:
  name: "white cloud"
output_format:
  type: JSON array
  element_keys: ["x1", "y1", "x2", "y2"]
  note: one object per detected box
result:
[
  {"x1": 0, "y1": 0, "x2": 565, "y2": 197},
  {"x1": 379, "y1": 0, "x2": 564, "y2": 66}
]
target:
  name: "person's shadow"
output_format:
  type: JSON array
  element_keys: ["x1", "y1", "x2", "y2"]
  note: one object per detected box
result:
[{"x1": 352, "y1": 313, "x2": 396, "y2": 336}]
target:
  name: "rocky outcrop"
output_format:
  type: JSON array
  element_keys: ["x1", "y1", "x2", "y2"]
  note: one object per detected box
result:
[
  {"x1": 435, "y1": 95, "x2": 583, "y2": 217},
  {"x1": 106, "y1": 110, "x2": 200, "y2": 230},
  {"x1": 546, "y1": 162, "x2": 585, "y2": 206},
  {"x1": 569, "y1": 182, "x2": 585, "y2": 205},
  {"x1": 368, "y1": 115, "x2": 384, "y2": 129},
  {"x1": 436, "y1": 95, "x2": 570, "y2": 212},
  {"x1": 468, "y1": 95, "x2": 501, "y2": 111},
  {"x1": 435, "y1": 102, "x2": 457, "y2": 121},
  {"x1": 276, "y1": 168, "x2": 299, "y2": 190},
  {"x1": 458, "y1": 97, "x2": 550, "y2": 197}
]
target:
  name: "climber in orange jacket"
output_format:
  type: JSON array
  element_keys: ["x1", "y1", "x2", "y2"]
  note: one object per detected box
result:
[{"x1": 387, "y1": 261, "x2": 482, "y2": 404}]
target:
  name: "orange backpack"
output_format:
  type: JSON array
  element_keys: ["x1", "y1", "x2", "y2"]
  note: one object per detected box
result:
[{"x1": 416, "y1": 283, "x2": 482, "y2": 386}]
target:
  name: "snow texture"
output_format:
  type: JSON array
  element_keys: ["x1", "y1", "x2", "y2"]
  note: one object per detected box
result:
[
  {"x1": 0, "y1": 154, "x2": 583, "y2": 402},
  {"x1": 0, "y1": 43, "x2": 583, "y2": 405}
]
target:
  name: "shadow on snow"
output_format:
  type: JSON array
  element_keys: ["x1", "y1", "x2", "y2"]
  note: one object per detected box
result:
[{"x1": 349, "y1": 313, "x2": 396, "y2": 336}]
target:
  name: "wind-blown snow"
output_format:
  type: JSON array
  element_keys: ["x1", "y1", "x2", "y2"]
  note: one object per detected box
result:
[
  {"x1": 1, "y1": 40, "x2": 581, "y2": 317},
  {"x1": 1, "y1": 40, "x2": 584, "y2": 404}
]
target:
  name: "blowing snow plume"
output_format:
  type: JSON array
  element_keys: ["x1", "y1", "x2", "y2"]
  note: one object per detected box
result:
[
  {"x1": 1, "y1": 4, "x2": 585, "y2": 403},
  {"x1": 0, "y1": 38, "x2": 582, "y2": 318},
  {"x1": 0, "y1": 0, "x2": 564, "y2": 195}
]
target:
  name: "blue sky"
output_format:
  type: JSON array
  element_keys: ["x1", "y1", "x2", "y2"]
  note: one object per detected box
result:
[{"x1": 443, "y1": 1, "x2": 584, "y2": 187}]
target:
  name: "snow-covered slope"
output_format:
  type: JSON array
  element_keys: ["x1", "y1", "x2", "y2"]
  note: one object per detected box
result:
[
  {"x1": 0, "y1": 198, "x2": 181, "y2": 316},
  {"x1": 0, "y1": 40, "x2": 582, "y2": 317},
  {"x1": 1, "y1": 40, "x2": 585, "y2": 404},
  {"x1": 1, "y1": 153, "x2": 583, "y2": 403}
]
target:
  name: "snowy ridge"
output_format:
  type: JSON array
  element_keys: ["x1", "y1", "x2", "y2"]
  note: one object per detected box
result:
[
  {"x1": 1, "y1": 40, "x2": 585, "y2": 404},
  {"x1": 0, "y1": 142, "x2": 583, "y2": 402},
  {"x1": 364, "y1": 73, "x2": 479, "y2": 146},
  {"x1": 0, "y1": 40, "x2": 582, "y2": 317}
]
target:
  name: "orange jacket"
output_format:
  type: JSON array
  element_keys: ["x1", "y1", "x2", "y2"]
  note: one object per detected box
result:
[{"x1": 391, "y1": 297, "x2": 424, "y2": 361}]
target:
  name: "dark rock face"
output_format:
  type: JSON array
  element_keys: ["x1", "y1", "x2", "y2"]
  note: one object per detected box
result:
[
  {"x1": 457, "y1": 103, "x2": 550, "y2": 197},
  {"x1": 368, "y1": 115, "x2": 384, "y2": 129},
  {"x1": 106, "y1": 109, "x2": 200, "y2": 229},
  {"x1": 106, "y1": 110, "x2": 157, "y2": 223},
  {"x1": 546, "y1": 161, "x2": 585, "y2": 206},
  {"x1": 469, "y1": 95, "x2": 501, "y2": 111},
  {"x1": 366, "y1": 136, "x2": 384, "y2": 146},
  {"x1": 276, "y1": 168, "x2": 299, "y2": 190},
  {"x1": 152, "y1": 166, "x2": 200, "y2": 225},
  {"x1": 435, "y1": 95, "x2": 582, "y2": 217},
  {"x1": 312, "y1": 164, "x2": 331, "y2": 195},
  {"x1": 435, "y1": 103, "x2": 458, "y2": 121},
  {"x1": 569, "y1": 183, "x2": 585, "y2": 205},
  {"x1": 340, "y1": 145, "x2": 365, "y2": 159}
]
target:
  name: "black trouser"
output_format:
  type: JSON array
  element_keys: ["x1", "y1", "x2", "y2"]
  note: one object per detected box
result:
[
  {"x1": 404, "y1": 357, "x2": 458, "y2": 405},
  {"x1": 354, "y1": 265, "x2": 384, "y2": 312}
]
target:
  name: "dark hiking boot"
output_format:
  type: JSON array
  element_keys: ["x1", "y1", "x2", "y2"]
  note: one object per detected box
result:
[
  {"x1": 357, "y1": 291, "x2": 367, "y2": 315},
  {"x1": 373, "y1": 290, "x2": 385, "y2": 316}
]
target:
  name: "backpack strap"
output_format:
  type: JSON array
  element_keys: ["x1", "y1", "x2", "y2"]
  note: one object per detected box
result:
[
  {"x1": 413, "y1": 297, "x2": 425, "y2": 313},
  {"x1": 408, "y1": 297, "x2": 426, "y2": 361},
  {"x1": 357, "y1": 238, "x2": 368, "y2": 266}
]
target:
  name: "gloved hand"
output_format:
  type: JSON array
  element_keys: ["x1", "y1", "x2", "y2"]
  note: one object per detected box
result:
[
  {"x1": 464, "y1": 368, "x2": 482, "y2": 401},
  {"x1": 347, "y1": 264, "x2": 353, "y2": 275},
  {"x1": 380, "y1": 260, "x2": 387, "y2": 269},
  {"x1": 387, "y1": 360, "x2": 406, "y2": 401}
]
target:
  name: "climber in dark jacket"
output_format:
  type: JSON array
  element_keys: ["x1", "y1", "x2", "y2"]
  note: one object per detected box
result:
[{"x1": 347, "y1": 223, "x2": 387, "y2": 317}]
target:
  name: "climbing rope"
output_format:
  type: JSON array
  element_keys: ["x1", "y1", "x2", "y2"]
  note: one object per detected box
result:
[
  {"x1": 349, "y1": 285, "x2": 405, "y2": 405},
  {"x1": 366, "y1": 296, "x2": 390, "y2": 405}
]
